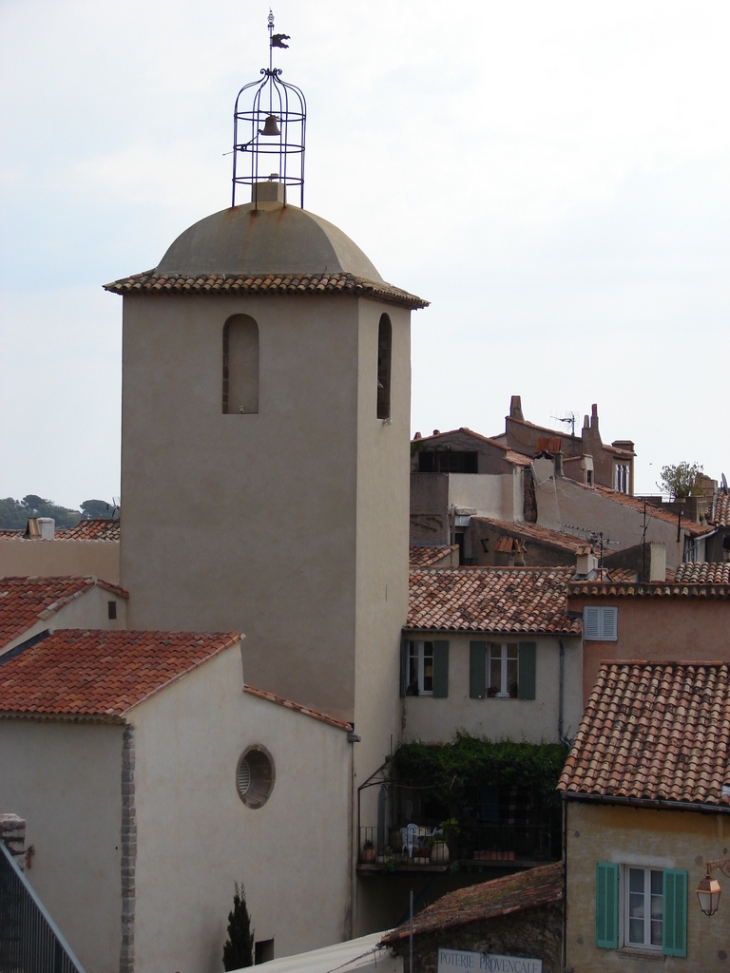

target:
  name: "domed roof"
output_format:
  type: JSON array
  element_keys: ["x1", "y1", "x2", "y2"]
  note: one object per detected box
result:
[{"x1": 156, "y1": 200, "x2": 383, "y2": 281}]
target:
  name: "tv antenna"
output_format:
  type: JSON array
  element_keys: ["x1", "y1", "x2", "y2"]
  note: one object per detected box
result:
[{"x1": 551, "y1": 412, "x2": 579, "y2": 437}]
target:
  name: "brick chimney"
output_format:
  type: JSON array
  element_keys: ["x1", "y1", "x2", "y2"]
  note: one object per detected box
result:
[{"x1": 509, "y1": 395, "x2": 524, "y2": 420}]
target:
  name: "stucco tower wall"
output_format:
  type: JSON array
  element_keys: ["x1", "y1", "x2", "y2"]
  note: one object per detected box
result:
[
  {"x1": 352, "y1": 300, "x2": 411, "y2": 928},
  {"x1": 121, "y1": 292, "x2": 362, "y2": 720}
]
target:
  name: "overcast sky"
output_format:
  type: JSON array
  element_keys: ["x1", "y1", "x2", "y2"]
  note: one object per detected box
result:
[{"x1": 1, "y1": 0, "x2": 728, "y2": 508}]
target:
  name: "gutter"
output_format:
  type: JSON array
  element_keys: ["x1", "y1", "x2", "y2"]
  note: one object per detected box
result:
[{"x1": 561, "y1": 791, "x2": 730, "y2": 816}]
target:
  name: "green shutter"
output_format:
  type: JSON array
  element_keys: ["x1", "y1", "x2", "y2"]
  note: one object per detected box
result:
[
  {"x1": 399, "y1": 638, "x2": 408, "y2": 698},
  {"x1": 518, "y1": 642, "x2": 536, "y2": 700},
  {"x1": 663, "y1": 869, "x2": 687, "y2": 957},
  {"x1": 433, "y1": 641, "x2": 449, "y2": 697},
  {"x1": 596, "y1": 862, "x2": 619, "y2": 949},
  {"x1": 469, "y1": 641, "x2": 486, "y2": 699}
]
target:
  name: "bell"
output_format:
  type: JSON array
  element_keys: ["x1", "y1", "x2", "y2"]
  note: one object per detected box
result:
[{"x1": 259, "y1": 114, "x2": 281, "y2": 137}]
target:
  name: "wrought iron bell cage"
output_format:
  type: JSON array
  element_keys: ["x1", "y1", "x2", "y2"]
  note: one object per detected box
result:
[{"x1": 231, "y1": 15, "x2": 306, "y2": 208}]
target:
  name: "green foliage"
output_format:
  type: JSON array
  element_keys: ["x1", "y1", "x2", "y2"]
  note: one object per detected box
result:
[
  {"x1": 223, "y1": 883, "x2": 254, "y2": 971},
  {"x1": 392, "y1": 734, "x2": 568, "y2": 813},
  {"x1": 658, "y1": 462, "x2": 704, "y2": 500},
  {"x1": 80, "y1": 499, "x2": 117, "y2": 519},
  {"x1": 0, "y1": 495, "x2": 81, "y2": 530}
]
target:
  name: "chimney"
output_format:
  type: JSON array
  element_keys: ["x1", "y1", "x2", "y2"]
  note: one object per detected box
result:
[
  {"x1": 649, "y1": 543, "x2": 666, "y2": 583},
  {"x1": 575, "y1": 545, "x2": 599, "y2": 579},
  {"x1": 590, "y1": 403, "x2": 599, "y2": 432},
  {"x1": 509, "y1": 395, "x2": 524, "y2": 420},
  {"x1": 37, "y1": 517, "x2": 55, "y2": 540},
  {"x1": 0, "y1": 814, "x2": 26, "y2": 871},
  {"x1": 554, "y1": 451, "x2": 563, "y2": 477}
]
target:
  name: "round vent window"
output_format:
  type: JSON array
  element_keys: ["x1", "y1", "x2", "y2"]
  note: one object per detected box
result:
[{"x1": 236, "y1": 745, "x2": 275, "y2": 809}]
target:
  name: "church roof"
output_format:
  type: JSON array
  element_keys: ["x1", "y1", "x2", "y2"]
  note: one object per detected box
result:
[{"x1": 105, "y1": 202, "x2": 428, "y2": 309}]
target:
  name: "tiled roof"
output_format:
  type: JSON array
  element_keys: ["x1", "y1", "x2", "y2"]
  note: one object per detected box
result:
[
  {"x1": 0, "y1": 577, "x2": 127, "y2": 648},
  {"x1": 407, "y1": 567, "x2": 580, "y2": 634},
  {"x1": 244, "y1": 685, "x2": 352, "y2": 732},
  {"x1": 559, "y1": 661, "x2": 730, "y2": 808},
  {"x1": 409, "y1": 545, "x2": 459, "y2": 568},
  {"x1": 0, "y1": 629, "x2": 239, "y2": 721},
  {"x1": 711, "y1": 494, "x2": 730, "y2": 527},
  {"x1": 591, "y1": 484, "x2": 712, "y2": 536},
  {"x1": 57, "y1": 518, "x2": 120, "y2": 541},
  {"x1": 568, "y1": 575, "x2": 730, "y2": 598},
  {"x1": 104, "y1": 271, "x2": 428, "y2": 310},
  {"x1": 0, "y1": 530, "x2": 23, "y2": 538},
  {"x1": 381, "y1": 862, "x2": 563, "y2": 943},
  {"x1": 472, "y1": 517, "x2": 587, "y2": 554},
  {"x1": 412, "y1": 427, "x2": 510, "y2": 450},
  {"x1": 673, "y1": 562, "x2": 730, "y2": 584}
]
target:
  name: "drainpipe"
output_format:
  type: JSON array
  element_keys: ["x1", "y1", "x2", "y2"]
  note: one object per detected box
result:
[{"x1": 558, "y1": 637, "x2": 570, "y2": 747}]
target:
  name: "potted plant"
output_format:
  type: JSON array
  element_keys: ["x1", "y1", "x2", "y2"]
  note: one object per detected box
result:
[
  {"x1": 430, "y1": 818, "x2": 460, "y2": 864},
  {"x1": 360, "y1": 838, "x2": 376, "y2": 863}
]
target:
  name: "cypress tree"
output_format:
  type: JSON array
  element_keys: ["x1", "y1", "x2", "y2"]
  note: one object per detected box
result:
[{"x1": 223, "y1": 883, "x2": 254, "y2": 970}]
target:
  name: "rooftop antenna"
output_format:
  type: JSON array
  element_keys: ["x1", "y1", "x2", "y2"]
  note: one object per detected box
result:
[
  {"x1": 231, "y1": 10, "x2": 306, "y2": 208},
  {"x1": 551, "y1": 412, "x2": 579, "y2": 437}
]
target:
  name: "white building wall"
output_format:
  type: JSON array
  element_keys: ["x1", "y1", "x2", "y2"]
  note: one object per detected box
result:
[
  {"x1": 131, "y1": 644, "x2": 352, "y2": 973},
  {"x1": 0, "y1": 721, "x2": 124, "y2": 973},
  {"x1": 0, "y1": 538, "x2": 120, "y2": 581},
  {"x1": 447, "y1": 473, "x2": 522, "y2": 522},
  {"x1": 402, "y1": 634, "x2": 582, "y2": 744}
]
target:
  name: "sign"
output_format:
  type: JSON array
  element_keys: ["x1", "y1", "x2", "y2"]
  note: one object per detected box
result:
[{"x1": 437, "y1": 947, "x2": 542, "y2": 973}]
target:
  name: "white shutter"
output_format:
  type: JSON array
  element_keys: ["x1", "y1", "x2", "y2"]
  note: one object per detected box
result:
[
  {"x1": 584, "y1": 607, "x2": 600, "y2": 640},
  {"x1": 600, "y1": 607, "x2": 618, "y2": 640}
]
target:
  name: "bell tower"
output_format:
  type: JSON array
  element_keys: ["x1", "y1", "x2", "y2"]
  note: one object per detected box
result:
[{"x1": 106, "y1": 16, "x2": 427, "y2": 797}]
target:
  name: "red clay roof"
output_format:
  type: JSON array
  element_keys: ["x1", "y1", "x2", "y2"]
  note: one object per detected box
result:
[
  {"x1": 0, "y1": 629, "x2": 239, "y2": 721},
  {"x1": 558, "y1": 661, "x2": 730, "y2": 808},
  {"x1": 407, "y1": 567, "x2": 580, "y2": 634},
  {"x1": 473, "y1": 517, "x2": 587, "y2": 554},
  {"x1": 568, "y1": 575, "x2": 730, "y2": 599},
  {"x1": 104, "y1": 272, "x2": 428, "y2": 310},
  {"x1": 590, "y1": 484, "x2": 712, "y2": 536},
  {"x1": 409, "y1": 545, "x2": 459, "y2": 568},
  {"x1": 0, "y1": 577, "x2": 127, "y2": 648},
  {"x1": 57, "y1": 519, "x2": 120, "y2": 541},
  {"x1": 673, "y1": 562, "x2": 730, "y2": 584},
  {"x1": 381, "y1": 862, "x2": 563, "y2": 943},
  {"x1": 243, "y1": 684, "x2": 352, "y2": 732},
  {"x1": 412, "y1": 427, "x2": 510, "y2": 451},
  {"x1": 711, "y1": 494, "x2": 730, "y2": 527}
]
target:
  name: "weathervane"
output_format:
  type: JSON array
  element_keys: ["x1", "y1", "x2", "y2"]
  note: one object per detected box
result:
[{"x1": 231, "y1": 9, "x2": 306, "y2": 208}]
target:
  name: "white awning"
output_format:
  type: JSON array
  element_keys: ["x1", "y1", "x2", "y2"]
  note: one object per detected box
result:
[{"x1": 232, "y1": 932, "x2": 401, "y2": 973}]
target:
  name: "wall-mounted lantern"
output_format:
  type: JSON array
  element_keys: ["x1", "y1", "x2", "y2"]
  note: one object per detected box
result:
[{"x1": 696, "y1": 858, "x2": 730, "y2": 917}]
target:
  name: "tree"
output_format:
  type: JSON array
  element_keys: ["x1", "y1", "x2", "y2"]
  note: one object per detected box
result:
[
  {"x1": 658, "y1": 462, "x2": 705, "y2": 500},
  {"x1": 80, "y1": 499, "x2": 118, "y2": 519},
  {"x1": 223, "y1": 883, "x2": 254, "y2": 971},
  {"x1": 0, "y1": 495, "x2": 81, "y2": 530}
]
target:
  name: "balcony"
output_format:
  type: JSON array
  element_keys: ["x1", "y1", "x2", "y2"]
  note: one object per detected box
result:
[{"x1": 357, "y1": 821, "x2": 556, "y2": 873}]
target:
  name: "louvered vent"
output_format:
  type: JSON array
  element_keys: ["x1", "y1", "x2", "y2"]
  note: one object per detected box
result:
[
  {"x1": 237, "y1": 759, "x2": 252, "y2": 795},
  {"x1": 236, "y1": 746, "x2": 275, "y2": 808}
]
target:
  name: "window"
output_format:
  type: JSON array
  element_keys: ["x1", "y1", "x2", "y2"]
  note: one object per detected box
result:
[
  {"x1": 683, "y1": 535, "x2": 699, "y2": 563},
  {"x1": 418, "y1": 450, "x2": 478, "y2": 473},
  {"x1": 596, "y1": 862, "x2": 687, "y2": 957},
  {"x1": 376, "y1": 314, "x2": 392, "y2": 419},
  {"x1": 107, "y1": 600, "x2": 117, "y2": 620},
  {"x1": 236, "y1": 745, "x2": 275, "y2": 808},
  {"x1": 409, "y1": 640, "x2": 433, "y2": 695},
  {"x1": 489, "y1": 643, "x2": 519, "y2": 697},
  {"x1": 583, "y1": 606, "x2": 618, "y2": 641},
  {"x1": 614, "y1": 463, "x2": 630, "y2": 493},
  {"x1": 223, "y1": 315, "x2": 259, "y2": 414},
  {"x1": 469, "y1": 641, "x2": 536, "y2": 700},
  {"x1": 401, "y1": 639, "x2": 449, "y2": 697},
  {"x1": 255, "y1": 940, "x2": 275, "y2": 964}
]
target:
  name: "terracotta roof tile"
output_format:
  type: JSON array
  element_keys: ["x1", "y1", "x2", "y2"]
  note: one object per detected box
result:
[
  {"x1": 673, "y1": 562, "x2": 730, "y2": 584},
  {"x1": 104, "y1": 271, "x2": 428, "y2": 310},
  {"x1": 590, "y1": 484, "x2": 712, "y2": 536},
  {"x1": 407, "y1": 567, "x2": 580, "y2": 634},
  {"x1": 409, "y1": 545, "x2": 459, "y2": 568},
  {"x1": 472, "y1": 517, "x2": 588, "y2": 554},
  {"x1": 0, "y1": 577, "x2": 101, "y2": 648},
  {"x1": 711, "y1": 494, "x2": 730, "y2": 527},
  {"x1": 0, "y1": 629, "x2": 239, "y2": 721},
  {"x1": 243, "y1": 684, "x2": 352, "y2": 732},
  {"x1": 381, "y1": 862, "x2": 563, "y2": 943},
  {"x1": 558, "y1": 661, "x2": 730, "y2": 808},
  {"x1": 568, "y1": 573, "x2": 730, "y2": 599},
  {"x1": 57, "y1": 519, "x2": 120, "y2": 541}
]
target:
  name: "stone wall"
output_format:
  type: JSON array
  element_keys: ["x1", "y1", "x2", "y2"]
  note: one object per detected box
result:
[{"x1": 389, "y1": 901, "x2": 563, "y2": 973}]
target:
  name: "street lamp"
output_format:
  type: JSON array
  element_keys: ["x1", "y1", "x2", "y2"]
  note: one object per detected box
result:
[{"x1": 696, "y1": 858, "x2": 730, "y2": 917}]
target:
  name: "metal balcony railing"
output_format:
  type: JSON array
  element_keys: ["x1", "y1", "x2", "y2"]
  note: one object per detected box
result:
[
  {"x1": 0, "y1": 840, "x2": 86, "y2": 973},
  {"x1": 358, "y1": 821, "x2": 555, "y2": 868}
]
